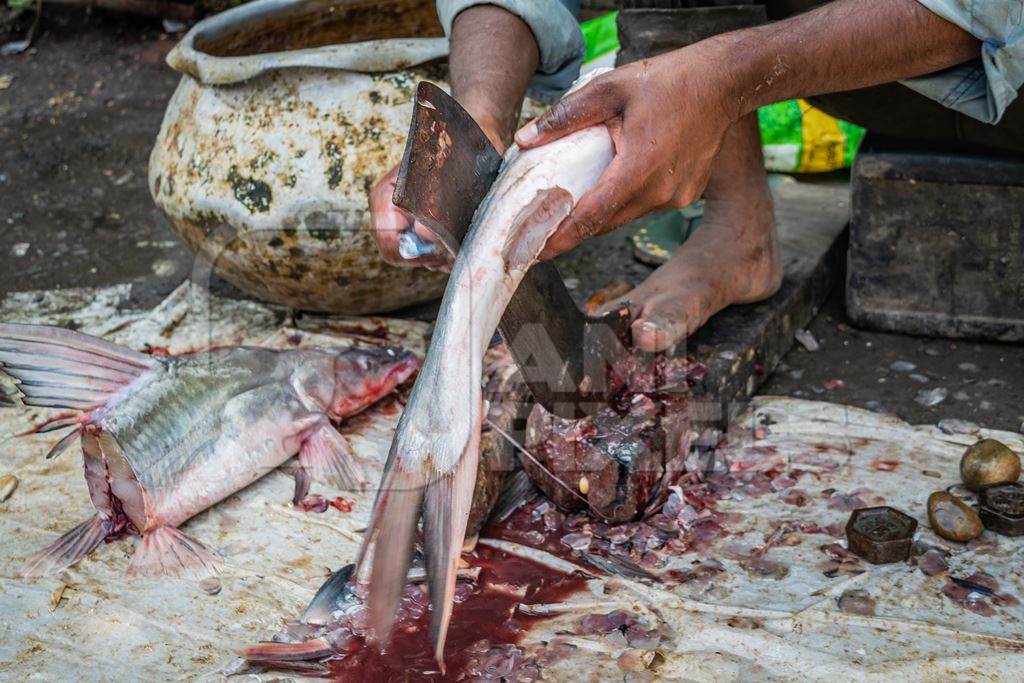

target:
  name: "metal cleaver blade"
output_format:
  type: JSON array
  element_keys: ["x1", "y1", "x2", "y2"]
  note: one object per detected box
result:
[{"x1": 393, "y1": 81, "x2": 630, "y2": 418}]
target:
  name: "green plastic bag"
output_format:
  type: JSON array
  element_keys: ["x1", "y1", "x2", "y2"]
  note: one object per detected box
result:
[
  {"x1": 582, "y1": 9, "x2": 621, "y2": 63},
  {"x1": 581, "y1": 12, "x2": 865, "y2": 173}
]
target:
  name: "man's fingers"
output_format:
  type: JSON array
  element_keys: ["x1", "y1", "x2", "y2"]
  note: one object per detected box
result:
[
  {"x1": 373, "y1": 215, "x2": 448, "y2": 270},
  {"x1": 369, "y1": 164, "x2": 448, "y2": 269},
  {"x1": 543, "y1": 202, "x2": 648, "y2": 261},
  {"x1": 369, "y1": 169, "x2": 406, "y2": 264},
  {"x1": 515, "y1": 80, "x2": 618, "y2": 149},
  {"x1": 538, "y1": 157, "x2": 638, "y2": 260},
  {"x1": 372, "y1": 211, "x2": 411, "y2": 266},
  {"x1": 407, "y1": 222, "x2": 451, "y2": 272}
]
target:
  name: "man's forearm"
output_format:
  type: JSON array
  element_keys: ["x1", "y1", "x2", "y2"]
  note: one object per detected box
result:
[
  {"x1": 711, "y1": 0, "x2": 980, "y2": 119},
  {"x1": 450, "y1": 5, "x2": 540, "y2": 150}
]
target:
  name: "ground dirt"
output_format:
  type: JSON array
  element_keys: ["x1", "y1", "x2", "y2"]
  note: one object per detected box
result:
[{"x1": 1, "y1": 7, "x2": 1021, "y2": 434}]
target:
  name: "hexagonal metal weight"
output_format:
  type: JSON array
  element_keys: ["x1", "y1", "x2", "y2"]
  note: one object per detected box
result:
[
  {"x1": 978, "y1": 482, "x2": 1024, "y2": 537},
  {"x1": 846, "y1": 506, "x2": 918, "y2": 564}
]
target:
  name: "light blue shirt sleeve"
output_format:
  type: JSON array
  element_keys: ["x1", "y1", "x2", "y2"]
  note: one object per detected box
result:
[
  {"x1": 905, "y1": 1, "x2": 1024, "y2": 124},
  {"x1": 436, "y1": 0, "x2": 584, "y2": 101}
]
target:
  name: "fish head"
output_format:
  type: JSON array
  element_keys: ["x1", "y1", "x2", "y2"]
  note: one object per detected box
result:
[{"x1": 328, "y1": 346, "x2": 419, "y2": 418}]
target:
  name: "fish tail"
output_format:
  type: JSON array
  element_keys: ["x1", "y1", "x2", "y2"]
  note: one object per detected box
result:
[
  {"x1": 0, "y1": 323, "x2": 159, "y2": 411},
  {"x1": 19, "y1": 514, "x2": 113, "y2": 578},
  {"x1": 360, "y1": 393, "x2": 484, "y2": 667},
  {"x1": 240, "y1": 637, "x2": 334, "y2": 663},
  {"x1": 488, "y1": 468, "x2": 538, "y2": 524},
  {"x1": 422, "y1": 443, "x2": 480, "y2": 668},
  {"x1": 300, "y1": 563, "x2": 355, "y2": 625},
  {"x1": 127, "y1": 526, "x2": 222, "y2": 578},
  {"x1": 363, "y1": 463, "x2": 425, "y2": 649},
  {"x1": 360, "y1": 432, "x2": 482, "y2": 669}
]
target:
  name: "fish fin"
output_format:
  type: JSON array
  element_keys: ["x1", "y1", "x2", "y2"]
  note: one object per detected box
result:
[
  {"x1": 34, "y1": 415, "x2": 80, "y2": 434},
  {"x1": 488, "y1": 468, "x2": 538, "y2": 524},
  {"x1": 298, "y1": 422, "x2": 365, "y2": 492},
  {"x1": 19, "y1": 514, "x2": 113, "y2": 578},
  {"x1": 241, "y1": 637, "x2": 334, "y2": 663},
  {"x1": 422, "y1": 442, "x2": 480, "y2": 667},
  {"x1": 353, "y1": 430, "x2": 405, "y2": 579},
  {"x1": 364, "y1": 462, "x2": 425, "y2": 648},
  {"x1": 301, "y1": 563, "x2": 356, "y2": 625},
  {"x1": 0, "y1": 323, "x2": 159, "y2": 411},
  {"x1": 45, "y1": 427, "x2": 81, "y2": 460},
  {"x1": 127, "y1": 526, "x2": 222, "y2": 578}
]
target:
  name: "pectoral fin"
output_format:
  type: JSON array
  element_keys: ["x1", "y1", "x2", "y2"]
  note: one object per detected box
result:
[
  {"x1": 297, "y1": 421, "x2": 365, "y2": 495},
  {"x1": 488, "y1": 468, "x2": 538, "y2": 524},
  {"x1": 19, "y1": 515, "x2": 114, "y2": 578},
  {"x1": 301, "y1": 563, "x2": 356, "y2": 625},
  {"x1": 44, "y1": 427, "x2": 81, "y2": 460}
]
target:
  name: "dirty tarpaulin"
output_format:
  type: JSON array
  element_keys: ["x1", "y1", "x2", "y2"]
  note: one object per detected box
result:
[
  {"x1": 0, "y1": 282, "x2": 427, "y2": 677},
  {"x1": 1, "y1": 284, "x2": 1023, "y2": 680}
]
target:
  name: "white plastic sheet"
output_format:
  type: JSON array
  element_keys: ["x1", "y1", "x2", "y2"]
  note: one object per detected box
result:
[{"x1": 1, "y1": 284, "x2": 1021, "y2": 680}]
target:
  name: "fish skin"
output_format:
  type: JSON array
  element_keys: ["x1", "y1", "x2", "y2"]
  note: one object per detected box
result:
[
  {"x1": 361, "y1": 70, "x2": 615, "y2": 663},
  {"x1": 98, "y1": 346, "x2": 415, "y2": 529},
  {"x1": 1, "y1": 324, "x2": 419, "y2": 577}
]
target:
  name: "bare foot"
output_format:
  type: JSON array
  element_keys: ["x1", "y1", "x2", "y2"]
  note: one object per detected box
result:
[{"x1": 602, "y1": 114, "x2": 782, "y2": 353}]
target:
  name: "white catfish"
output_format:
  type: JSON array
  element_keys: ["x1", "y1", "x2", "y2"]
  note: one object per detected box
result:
[{"x1": 359, "y1": 69, "x2": 615, "y2": 664}]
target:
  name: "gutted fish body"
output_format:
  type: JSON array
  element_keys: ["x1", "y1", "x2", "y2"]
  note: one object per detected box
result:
[
  {"x1": 0, "y1": 323, "x2": 418, "y2": 578},
  {"x1": 360, "y1": 71, "x2": 615, "y2": 662}
]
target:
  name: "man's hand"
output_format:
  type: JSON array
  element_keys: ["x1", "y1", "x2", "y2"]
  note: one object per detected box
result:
[
  {"x1": 369, "y1": 113, "x2": 510, "y2": 271},
  {"x1": 369, "y1": 165, "x2": 450, "y2": 271},
  {"x1": 370, "y1": 4, "x2": 539, "y2": 270},
  {"x1": 515, "y1": 52, "x2": 733, "y2": 260},
  {"x1": 514, "y1": 0, "x2": 979, "y2": 261}
]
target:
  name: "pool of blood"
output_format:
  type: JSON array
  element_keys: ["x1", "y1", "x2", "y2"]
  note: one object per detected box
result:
[
  {"x1": 325, "y1": 546, "x2": 587, "y2": 682},
  {"x1": 483, "y1": 503, "x2": 581, "y2": 563}
]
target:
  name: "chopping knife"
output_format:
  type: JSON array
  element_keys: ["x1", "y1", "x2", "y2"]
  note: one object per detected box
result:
[{"x1": 392, "y1": 82, "x2": 630, "y2": 418}]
